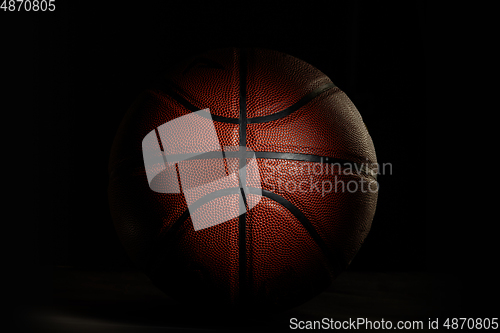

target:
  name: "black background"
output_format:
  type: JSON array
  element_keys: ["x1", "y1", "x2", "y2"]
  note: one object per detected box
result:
[{"x1": 8, "y1": 0, "x2": 499, "y2": 331}]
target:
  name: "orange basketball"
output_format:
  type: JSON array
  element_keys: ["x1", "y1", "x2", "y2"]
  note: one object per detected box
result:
[{"x1": 108, "y1": 48, "x2": 378, "y2": 312}]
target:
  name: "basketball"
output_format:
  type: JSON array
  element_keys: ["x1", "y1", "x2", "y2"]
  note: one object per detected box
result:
[{"x1": 108, "y1": 47, "x2": 378, "y2": 313}]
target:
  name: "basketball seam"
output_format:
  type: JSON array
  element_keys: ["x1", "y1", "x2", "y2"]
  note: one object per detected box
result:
[
  {"x1": 238, "y1": 48, "x2": 249, "y2": 301},
  {"x1": 109, "y1": 153, "x2": 377, "y2": 182},
  {"x1": 246, "y1": 82, "x2": 337, "y2": 123},
  {"x1": 149, "y1": 77, "x2": 336, "y2": 124},
  {"x1": 153, "y1": 186, "x2": 346, "y2": 275}
]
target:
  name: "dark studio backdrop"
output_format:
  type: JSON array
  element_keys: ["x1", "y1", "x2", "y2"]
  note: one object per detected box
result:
[{"x1": 10, "y1": 0, "x2": 498, "y2": 330}]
